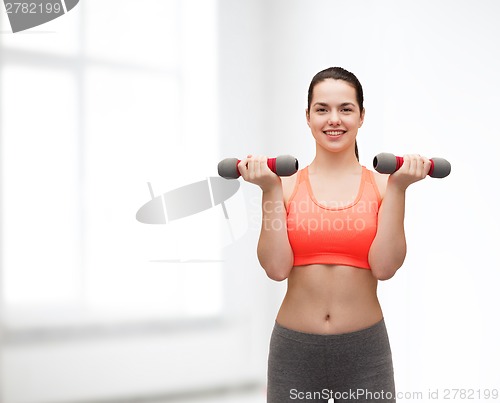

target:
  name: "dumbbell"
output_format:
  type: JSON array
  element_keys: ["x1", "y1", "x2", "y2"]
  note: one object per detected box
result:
[
  {"x1": 373, "y1": 153, "x2": 451, "y2": 178},
  {"x1": 218, "y1": 155, "x2": 298, "y2": 179}
]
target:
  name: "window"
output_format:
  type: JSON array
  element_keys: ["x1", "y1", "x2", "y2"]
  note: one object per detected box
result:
[{"x1": 1, "y1": 0, "x2": 223, "y2": 328}]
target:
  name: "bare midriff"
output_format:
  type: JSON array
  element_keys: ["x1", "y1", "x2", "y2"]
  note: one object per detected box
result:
[{"x1": 275, "y1": 264, "x2": 383, "y2": 335}]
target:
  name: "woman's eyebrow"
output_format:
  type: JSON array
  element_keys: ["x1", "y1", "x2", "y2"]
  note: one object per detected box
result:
[{"x1": 313, "y1": 101, "x2": 356, "y2": 108}]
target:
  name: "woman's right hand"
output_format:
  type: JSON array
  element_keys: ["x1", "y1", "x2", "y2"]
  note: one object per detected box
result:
[{"x1": 237, "y1": 154, "x2": 282, "y2": 192}]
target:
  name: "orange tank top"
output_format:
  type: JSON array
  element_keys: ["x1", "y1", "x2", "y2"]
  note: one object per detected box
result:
[{"x1": 285, "y1": 165, "x2": 381, "y2": 269}]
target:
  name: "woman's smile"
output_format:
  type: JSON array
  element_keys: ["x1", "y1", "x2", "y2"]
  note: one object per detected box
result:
[{"x1": 324, "y1": 129, "x2": 346, "y2": 137}]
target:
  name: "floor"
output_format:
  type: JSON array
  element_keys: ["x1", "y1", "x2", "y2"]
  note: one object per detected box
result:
[
  {"x1": 134, "y1": 385, "x2": 267, "y2": 403},
  {"x1": 172, "y1": 390, "x2": 266, "y2": 403}
]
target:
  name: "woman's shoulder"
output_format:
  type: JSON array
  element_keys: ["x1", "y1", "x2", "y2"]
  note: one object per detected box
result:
[
  {"x1": 281, "y1": 169, "x2": 301, "y2": 207},
  {"x1": 365, "y1": 166, "x2": 389, "y2": 200}
]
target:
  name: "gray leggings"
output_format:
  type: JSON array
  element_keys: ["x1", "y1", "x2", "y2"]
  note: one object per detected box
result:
[{"x1": 267, "y1": 318, "x2": 396, "y2": 403}]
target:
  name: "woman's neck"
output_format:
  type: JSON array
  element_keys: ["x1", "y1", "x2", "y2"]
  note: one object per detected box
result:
[{"x1": 309, "y1": 145, "x2": 361, "y2": 175}]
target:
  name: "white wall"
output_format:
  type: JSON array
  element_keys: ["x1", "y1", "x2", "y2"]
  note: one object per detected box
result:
[{"x1": 256, "y1": 0, "x2": 500, "y2": 398}]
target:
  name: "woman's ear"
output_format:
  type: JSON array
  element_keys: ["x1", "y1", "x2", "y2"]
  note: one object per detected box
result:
[
  {"x1": 359, "y1": 108, "x2": 365, "y2": 128},
  {"x1": 305, "y1": 108, "x2": 310, "y2": 127}
]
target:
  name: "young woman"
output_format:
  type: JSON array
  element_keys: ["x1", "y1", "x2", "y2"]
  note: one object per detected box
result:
[{"x1": 238, "y1": 67, "x2": 431, "y2": 403}]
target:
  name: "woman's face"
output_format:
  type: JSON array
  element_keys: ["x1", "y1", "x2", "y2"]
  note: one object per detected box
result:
[{"x1": 306, "y1": 79, "x2": 364, "y2": 155}]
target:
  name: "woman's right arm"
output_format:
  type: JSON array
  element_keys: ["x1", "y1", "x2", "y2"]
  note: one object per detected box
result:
[
  {"x1": 238, "y1": 155, "x2": 294, "y2": 281},
  {"x1": 256, "y1": 184, "x2": 294, "y2": 281}
]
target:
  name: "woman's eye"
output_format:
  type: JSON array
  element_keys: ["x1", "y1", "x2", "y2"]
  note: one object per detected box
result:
[
  {"x1": 341, "y1": 108, "x2": 353, "y2": 113},
  {"x1": 316, "y1": 108, "x2": 327, "y2": 112}
]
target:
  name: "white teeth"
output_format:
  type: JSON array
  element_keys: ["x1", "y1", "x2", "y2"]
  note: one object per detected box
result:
[{"x1": 325, "y1": 131, "x2": 345, "y2": 136}]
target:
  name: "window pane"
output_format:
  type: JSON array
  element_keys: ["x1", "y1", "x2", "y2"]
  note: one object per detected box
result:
[
  {"x1": 1, "y1": 66, "x2": 80, "y2": 305},
  {"x1": 84, "y1": 0, "x2": 179, "y2": 69},
  {"x1": 83, "y1": 67, "x2": 223, "y2": 319},
  {"x1": 1, "y1": 0, "x2": 222, "y2": 323}
]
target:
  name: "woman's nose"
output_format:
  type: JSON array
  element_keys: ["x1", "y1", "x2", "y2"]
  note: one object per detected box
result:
[{"x1": 328, "y1": 113, "x2": 341, "y2": 126}]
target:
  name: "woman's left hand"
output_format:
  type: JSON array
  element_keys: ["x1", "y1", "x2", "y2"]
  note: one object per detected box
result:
[{"x1": 388, "y1": 154, "x2": 432, "y2": 191}]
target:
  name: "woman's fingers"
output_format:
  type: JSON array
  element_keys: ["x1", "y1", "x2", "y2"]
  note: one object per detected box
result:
[
  {"x1": 392, "y1": 154, "x2": 433, "y2": 190},
  {"x1": 422, "y1": 157, "x2": 432, "y2": 177},
  {"x1": 254, "y1": 156, "x2": 270, "y2": 179},
  {"x1": 236, "y1": 155, "x2": 283, "y2": 192},
  {"x1": 402, "y1": 154, "x2": 430, "y2": 178},
  {"x1": 237, "y1": 156, "x2": 251, "y2": 178},
  {"x1": 409, "y1": 154, "x2": 419, "y2": 177},
  {"x1": 238, "y1": 155, "x2": 272, "y2": 181}
]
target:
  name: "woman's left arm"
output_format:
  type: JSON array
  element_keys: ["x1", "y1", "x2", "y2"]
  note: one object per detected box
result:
[{"x1": 368, "y1": 154, "x2": 432, "y2": 280}]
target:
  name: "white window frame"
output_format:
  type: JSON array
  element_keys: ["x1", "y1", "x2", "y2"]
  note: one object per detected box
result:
[{"x1": 0, "y1": 1, "x2": 266, "y2": 401}]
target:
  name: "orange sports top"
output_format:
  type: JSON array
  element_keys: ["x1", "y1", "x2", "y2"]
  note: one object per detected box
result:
[{"x1": 285, "y1": 165, "x2": 381, "y2": 269}]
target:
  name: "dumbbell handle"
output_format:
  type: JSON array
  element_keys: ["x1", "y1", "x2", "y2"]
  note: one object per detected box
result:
[
  {"x1": 218, "y1": 155, "x2": 298, "y2": 179},
  {"x1": 373, "y1": 153, "x2": 451, "y2": 178}
]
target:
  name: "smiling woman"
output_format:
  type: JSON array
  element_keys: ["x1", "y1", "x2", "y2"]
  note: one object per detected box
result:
[
  {"x1": 306, "y1": 79, "x2": 364, "y2": 160},
  {"x1": 306, "y1": 67, "x2": 365, "y2": 161},
  {"x1": 236, "y1": 66, "x2": 434, "y2": 403}
]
